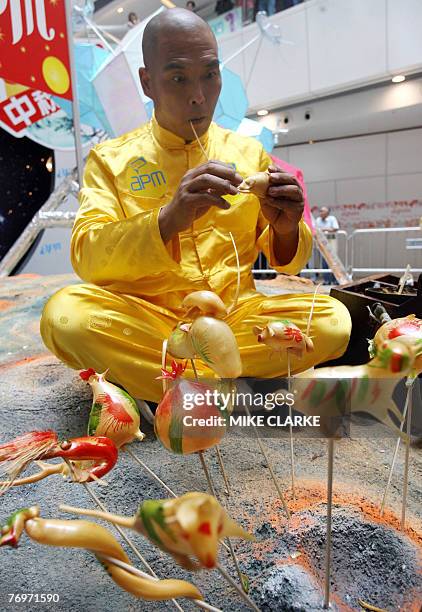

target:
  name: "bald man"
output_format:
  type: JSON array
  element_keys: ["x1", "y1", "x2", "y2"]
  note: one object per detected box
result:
[{"x1": 41, "y1": 9, "x2": 351, "y2": 412}]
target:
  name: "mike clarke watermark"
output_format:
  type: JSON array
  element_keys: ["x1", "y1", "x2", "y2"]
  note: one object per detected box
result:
[
  {"x1": 182, "y1": 414, "x2": 321, "y2": 428},
  {"x1": 181, "y1": 389, "x2": 320, "y2": 429}
]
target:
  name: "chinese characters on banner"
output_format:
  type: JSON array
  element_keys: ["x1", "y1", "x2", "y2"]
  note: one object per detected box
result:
[
  {"x1": 0, "y1": 0, "x2": 72, "y2": 99},
  {"x1": 0, "y1": 87, "x2": 59, "y2": 134},
  {"x1": 311, "y1": 200, "x2": 422, "y2": 232}
]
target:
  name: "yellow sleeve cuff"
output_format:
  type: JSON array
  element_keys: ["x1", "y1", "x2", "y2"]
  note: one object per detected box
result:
[
  {"x1": 150, "y1": 207, "x2": 181, "y2": 268},
  {"x1": 257, "y1": 218, "x2": 312, "y2": 275}
]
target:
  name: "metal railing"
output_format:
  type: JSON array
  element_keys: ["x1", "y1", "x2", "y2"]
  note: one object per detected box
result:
[
  {"x1": 348, "y1": 227, "x2": 422, "y2": 276},
  {"x1": 252, "y1": 226, "x2": 422, "y2": 279}
]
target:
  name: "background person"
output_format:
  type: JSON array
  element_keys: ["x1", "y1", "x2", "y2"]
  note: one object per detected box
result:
[{"x1": 316, "y1": 206, "x2": 339, "y2": 284}]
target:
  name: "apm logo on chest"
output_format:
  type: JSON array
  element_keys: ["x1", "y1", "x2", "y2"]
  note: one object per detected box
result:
[{"x1": 128, "y1": 157, "x2": 167, "y2": 194}]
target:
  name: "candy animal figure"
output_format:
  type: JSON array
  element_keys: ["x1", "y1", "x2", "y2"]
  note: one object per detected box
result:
[
  {"x1": 371, "y1": 315, "x2": 422, "y2": 375},
  {"x1": 253, "y1": 320, "x2": 314, "y2": 359},
  {"x1": 61, "y1": 491, "x2": 254, "y2": 571},
  {"x1": 189, "y1": 315, "x2": 242, "y2": 378},
  {"x1": 238, "y1": 171, "x2": 270, "y2": 198},
  {"x1": 167, "y1": 291, "x2": 242, "y2": 378},
  {"x1": 0, "y1": 431, "x2": 118, "y2": 493},
  {"x1": 182, "y1": 291, "x2": 227, "y2": 319},
  {"x1": 167, "y1": 323, "x2": 196, "y2": 359},
  {"x1": 0, "y1": 506, "x2": 202, "y2": 601},
  {"x1": 80, "y1": 369, "x2": 145, "y2": 448},
  {"x1": 155, "y1": 362, "x2": 227, "y2": 454},
  {"x1": 290, "y1": 338, "x2": 418, "y2": 436}
]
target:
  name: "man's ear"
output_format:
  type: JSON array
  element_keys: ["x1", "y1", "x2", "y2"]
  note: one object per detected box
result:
[{"x1": 139, "y1": 67, "x2": 152, "y2": 98}]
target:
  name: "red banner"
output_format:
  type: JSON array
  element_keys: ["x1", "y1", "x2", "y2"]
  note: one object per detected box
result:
[
  {"x1": 0, "y1": 0, "x2": 72, "y2": 100},
  {"x1": 0, "y1": 87, "x2": 60, "y2": 133}
]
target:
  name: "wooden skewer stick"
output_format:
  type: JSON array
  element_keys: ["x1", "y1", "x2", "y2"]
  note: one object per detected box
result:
[
  {"x1": 198, "y1": 450, "x2": 248, "y2": 595},
  {"x1": 190, "y1": 358, "x2": 231, "y2": 497},
  {"x1": 401, "y1": 380, "x2": 414, "y2": 530},
  {"x1": 380, "y1": 377, "x2": 413, "y2": 516},
  {"x1": 214, "y1": 445, "x2": 231, "y2": 496},
  {"x1": 125, "y1": 447, "x2": 177, "y2": 497},
  {"x1": 198, "y1": 450, "x2": 217, "y2": 497},
  {"x1": 323, "y1": 439, "x2": 335, "y2": 609},
  {"x1": 286, "y1": 351, "x2": 296, "y2": 499},
  {"x1": 190, "y1": 358, "x2": 199, "y2": 380},
  {"x1": 243, "y1": 402, "x2": 291, "y2": 520},
  {"x1": 161, "y1": 339, "x2": 169, "y2": 394},
  {"x1": 216, "y1": 563, "x2": 260, "y2": 612}
]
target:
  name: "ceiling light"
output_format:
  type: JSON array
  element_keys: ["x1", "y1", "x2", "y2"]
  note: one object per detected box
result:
[
  {"x1": 46, "y1": 156, "x2": 53, "y2": 173},
  {"x1": 257, "y1": 109, "x2": 268, "y2": 116},
  {"x1": 392, "y1": 75, "x2": 405, "y2": 83},
  {"x1": 117, "y1": 7, "x2": 124, "y2": 13},
  {"x1": 277, "y1": 128, "x2": 289, "y2": 134}
]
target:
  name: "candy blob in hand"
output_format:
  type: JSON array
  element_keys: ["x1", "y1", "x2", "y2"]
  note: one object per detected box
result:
[
  {"x1": 371, "y1": 315, "x2": 422, "y2": 375},
  {"x1": 0, "y1": 431, "x2": 118, "y2": 493},
  {"x1": 238, "y1": 171, "x2": 270, "y2": 198},
  {"x1": 80, "y1": 369, "x2": 145, "y2": 448},
  {"x1": 155, "y1": 362, "x2": 226, "y2": 454},
  {"x1": 253, "y1": 320, "x2": 314, "y2": 359},
  {"x1": 1, "y1": 506, "x2": 202, "y2": 601},
  {"x1": 61, "y1": 492, "x2": 254, "y2": 571}
]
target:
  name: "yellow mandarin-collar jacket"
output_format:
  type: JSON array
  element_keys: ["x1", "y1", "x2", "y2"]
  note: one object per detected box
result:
[{"x1": 72, "y1": 116, "x2": 312, "y2": 312}]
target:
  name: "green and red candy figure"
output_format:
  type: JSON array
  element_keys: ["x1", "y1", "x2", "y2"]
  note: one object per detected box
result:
[{"x1": 80, "y1": 369, "x2": 145, "y2": 448}]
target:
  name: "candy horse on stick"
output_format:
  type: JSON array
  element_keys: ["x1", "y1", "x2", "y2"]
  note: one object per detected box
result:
[{"x1": 290, "y1": 337, "x2": 420, "y2": 436}]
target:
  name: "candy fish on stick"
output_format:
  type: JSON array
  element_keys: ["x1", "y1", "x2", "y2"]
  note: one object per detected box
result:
[
  {"x1": 168, "y1": 291, "x2": 242, "y2": 378},
  {"x1": 0, "y1": 506, "x2": 202, "y2": 601},
  {"x1": 155, "y1": 361, "x2": 226, "y2": 454},
  {"x1": 61, "y1": 492, "x2": 254, "y2": 571},
  {"x1": 80, "y1": 369, "x2": 145, "y2": 448},
  {"x1": 290, "y1": 338, "x2": 417, "y2": 437},
  {"x1": 371, "y1": 315, "x2": 422, "y2": 375},
  {"x1": 238, "y1": 171, "x2": 270, "y2": 198},
  {"x1": 253, "y1": 320, "x2": 314, "y2": 359},
  {"x1": 0, "y1": 431, "x2": 118, "y2": 493}
]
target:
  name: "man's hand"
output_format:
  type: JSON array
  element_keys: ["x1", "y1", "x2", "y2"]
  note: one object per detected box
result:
[
  {"x1": 159, "y1": 161, "x2": 243, "y2": 243},
  {"x1": 258, "y1": 165, "x2": 304, "y2": 266},
  {"x1": 260, "y1": 165, "x2": 304, "y2": 236}
]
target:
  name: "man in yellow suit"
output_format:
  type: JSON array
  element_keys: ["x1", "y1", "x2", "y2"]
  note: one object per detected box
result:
[{"x1": 41, "y1": 9, "x2": 351, "y2": 409}]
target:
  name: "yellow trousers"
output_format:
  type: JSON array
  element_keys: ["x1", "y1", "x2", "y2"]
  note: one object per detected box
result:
[{"x1": 40, "y1": 285, "x2": 351, "y2": 403}]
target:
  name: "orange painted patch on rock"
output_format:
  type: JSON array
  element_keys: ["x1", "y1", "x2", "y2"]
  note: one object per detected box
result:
[
  {"x1": 0, "y1": 353, "x2": 51, "y2": 371},
  {"x1": 264, "y1": 480, "x2": 422, "y2": 548}
]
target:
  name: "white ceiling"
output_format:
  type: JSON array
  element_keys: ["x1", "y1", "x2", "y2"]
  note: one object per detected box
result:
[{"x1": 258, "y1": 77, "x2": 422, "y2": 146}]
